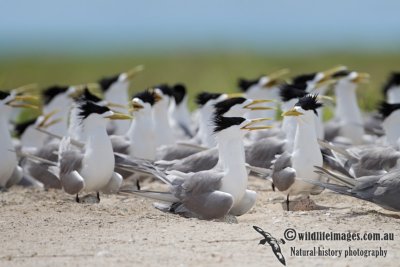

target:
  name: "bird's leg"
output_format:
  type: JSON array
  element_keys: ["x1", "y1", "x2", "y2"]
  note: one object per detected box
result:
[
  {"x1": 96, "y1": 192, "x2": 100, "y2": 201},
  {"x1": 271, "y1": 183, "x2": 275, "y2": 192},
  {"x1": 75, "y1": 194, "x2": 80, "y2": 203},
  {"x1": 286, "y1": 194, "x2": 290, "y2": 211},
  {"x1": 136, "y1": 179, "x2": 141, "y2": 190}
]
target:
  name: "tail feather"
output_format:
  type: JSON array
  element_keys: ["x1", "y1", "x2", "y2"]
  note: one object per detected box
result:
[
  {"x1": 299, "y1": 178, "x2": 353, "y2": 197},
  {"x1": 314, "y1": 166, "x2": 356, "y2": 187},
  {"x1": 119, "y1": 189, "x2": 178, "y2": 203},
  {"x1": 318, "y1": 139, "x2": 358, "y2": 161},
  {"x1": 12, "y1": 149, "x2": 57, "y2": 166}
]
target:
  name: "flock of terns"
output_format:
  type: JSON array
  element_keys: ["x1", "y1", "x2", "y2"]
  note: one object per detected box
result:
[{"x1": 1, "y1": 65, "x2": 399, "y2": 220}]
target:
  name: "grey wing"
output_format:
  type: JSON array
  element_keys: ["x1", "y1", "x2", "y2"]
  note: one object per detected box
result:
[
  {"x1": 110, "y1": 135, "x2": 130, "y2": 154},
  {"x1": 156, "y1": 144, "x2": 204, "y2": 161},
  {"x1": 59, "y1": 149, "x2": 85, "y2": 194},
  {"x1": 359, "y1": 147, "x2": 400, "y2": 171},
  {"x1": 165, "y1": 147, "x2": 219, "y2": 173},
  {"x1": 170, "y1": 171, "x2": 234, "y2": 219},
  {"x1": 25, "y1": 160, "x2": 62, "y2": 189},
  {"x1": 36, "y1": 142, "x2": 59, "y2": 162},
  {"x1": 245, "y1": 136, "x2": 286, "y2": 168},
  {"x1": 362, "y1": 171, "x2": 400, "y2": 211},
  {"x1": 271, "y1": 152, "x2": 296, "y2": 191}
]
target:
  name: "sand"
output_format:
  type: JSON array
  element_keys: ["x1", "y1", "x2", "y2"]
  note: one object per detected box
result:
[{"x1": 1, "y1": 178, "x2": 399, "y2": 267}]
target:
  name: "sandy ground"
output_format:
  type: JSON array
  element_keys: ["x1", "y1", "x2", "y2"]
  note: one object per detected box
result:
[{"x1": 1, "y1": 178, "x2": 399, "y2": 267}]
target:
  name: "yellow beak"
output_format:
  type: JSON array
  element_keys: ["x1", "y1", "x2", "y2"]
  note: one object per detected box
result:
[
  {"x1": 244, "y1": 99, "x2": 275, "y2": 110},
  {"x1": 351, "y1": 72, "x2": 370, "y2": 84},
  {"x1": 321, "y1": 65, "x2": 348, "y2": 78},
  {"x1": 226, "y1": 93, "x2": 245, "y2": 98},
  {"x1": 8, "y1": 102, "x2": 39, "y2": 109},
  {"x1": 241, "y1": 118, "x2": 273, "y2": 131},
  {"x1": 131, "y1": 101, "x2": 144, "y2": 110},
  {"x1": 14, "y1": 95, "x2": 39, "y2": 101},
  {"x1": 263, "y1": 68, "x2": 290, "y2": 88},
  {"x1": 125, "y1": 65, "x2": 145, "y2": 80},
  {"x1": 152, "y1": 90, "x2": 163, "y2": 102},
  {"x1": 105, "y1": 112, "x2": 133, "y2": 120},
  {"x1": 37, "y1": 110, "x2": 60, "y2": 128},
  {"x1": 282, "y1": 108, "x2": 303, "y2": 117},
  {"x1": 13, "y1": 84, "x2": 39, "y2": 94},
  {"x1": 106, "y1": 102, "x2": 129, "y2": 109}
]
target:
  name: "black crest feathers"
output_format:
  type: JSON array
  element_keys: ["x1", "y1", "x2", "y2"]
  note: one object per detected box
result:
[
  {"x1": 295, "y1": 94, "x2": 323, "y2": 115},
  {"x1": 196, "y1": 92, "x2": 222, "y2": 106},
  {"x1": 213, "y1": 116, "x2": 246, "y2": 133},
  {"x1": 279, "y1": 84, "x2": 307, "y2": 102},
  {"x1": 42, "y1": 85, "x2": 69, "y2": 105},
  {"x1": 133, "y1": 90, "x2": 155, "y2": 106},
  {"x1": 383, "y1": 72, "x2": 400, "y2": 95},
  {"x1": 214, "y1": 97, "x2": 247, "y2": 117}
]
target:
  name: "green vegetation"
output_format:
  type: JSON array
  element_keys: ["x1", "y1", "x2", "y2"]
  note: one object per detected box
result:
[{"x1": 1, "y1": 52, "x2": 399, "y2": 120}]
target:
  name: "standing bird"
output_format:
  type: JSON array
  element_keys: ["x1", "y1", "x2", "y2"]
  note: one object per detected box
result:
[
  {"x1": 98, "y1": 66, "x2": 143, "y2": 135},
  {"x1": 57, "y1": 99, "x2": 132, "y2": 202},
  {"x1": 271, "y1": 95, "x2": 325, "y2": 210},
  {"x1": 324, "y1": 71, "x2": 370, "y2": 145},
  {"x1": 0, "y1": 91, "x2": 38, "y2": 189}
]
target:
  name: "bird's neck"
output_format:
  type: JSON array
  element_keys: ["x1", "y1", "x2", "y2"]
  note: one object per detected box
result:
[
  {"x1": 85, "y1": 121, "x2": 113, "y2": 156},
  {"x1": 0, "y1": 109, "x2": 12, "y2": 148},
  {"x1": 153, "y1": 101, "x2": 175, "y2": 146},
  {"x1": 334, "y1": 82, "x2": 363, "y2": 124},
  {"x1": 104, "y1": 81, "x2": 129, "y2": 108},
  {"x1": 383, "y1": 110, "x2": 400, "y2": 147},
  {"x1": 43, "y1": 94, "x2": 71, "y2": 136},
  {"x1": 293, "y1": 112, "x2": 319, "y2": 154},
  {"x1": 216, "y1": 130, "x2": 246, "y2": 173},
  {"x1": 128, "y1": 110, "x2": 156, "y2": 160},
  {"x1": 197, "y1": 105, "x2": 217, "y2": 147},
  {"x1": 387, "y1": 87, "x2": 400, "y2": 104},
  {"x1": 169, "y1": 97, "x2": 191, "y2": 125}
]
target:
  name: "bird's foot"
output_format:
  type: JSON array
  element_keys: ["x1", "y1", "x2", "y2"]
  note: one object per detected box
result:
[
  {"x1": 76, "y1": 194, "x2": 80, "y2": 203},
  {"x1": 96, "y1": 192, "x2": 100, "y2": 202}
]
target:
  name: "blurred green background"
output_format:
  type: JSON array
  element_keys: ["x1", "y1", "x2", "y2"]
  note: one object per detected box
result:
[{"x1": 1, "y1": 52, "x2": 399, "y2": 113}]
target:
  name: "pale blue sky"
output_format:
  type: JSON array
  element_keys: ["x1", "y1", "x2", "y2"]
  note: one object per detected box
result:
[{"x1": 1, "y1": 0, "x2": 400, "y2": 54}]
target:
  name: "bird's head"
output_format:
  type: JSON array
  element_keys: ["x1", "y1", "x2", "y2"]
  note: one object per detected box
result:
[
  {"x1": 132, "y1": 90, "x2": 156, "y2": 112},
  {"x1": 77, "y1": 100, "x2": 131, "y2": 128},
  {"x1": 383, "y1": 72, "x2": 400, "y2": 96},
  {"x1": 196, "y1": 92, "x2": 224, "y2": 107},
  {"x1": 214, "y1": 97, "x2": 274, "y2": 117},
  {"x1": 42, "y1": 85, "x2": 70, "y2": 105},
  {"x1": 0, "y1": 90, "x2": 38, "y2": 112},
  {"x1": 171, "y1": 84, "x2": 187, "y2": 105},
  {"x1": 279, "y1": 83, "x2": 308, "y2": 103},
  {"x1": 333, "y1": 70, "x2": 370, "y2": 85},
  {"x1": 213, "y1": 116, "x2": 272, "y2": 139},
  {"x1": 282, "y1": 94, "x2": 323, "y2": 117}
]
